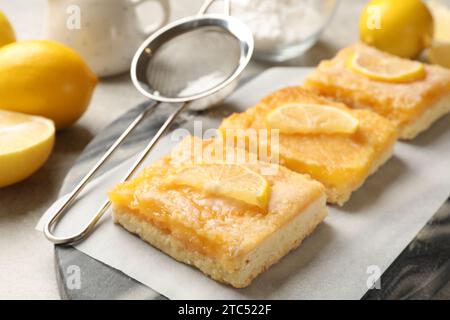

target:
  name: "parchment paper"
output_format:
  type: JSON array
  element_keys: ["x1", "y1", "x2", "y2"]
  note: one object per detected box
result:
[{"x1": 37, "y1": 68, "x2": 450, "y2": 299}]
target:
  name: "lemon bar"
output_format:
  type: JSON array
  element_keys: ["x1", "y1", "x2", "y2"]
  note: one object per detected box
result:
[
  {"x1": 109, "y1": 136, "x2": 327, "y2": 288},
  {"x1": 304, "y1": 43, "x2": 450, "y2": 139},
  {"x1": 219, "y1": 87, "x2": 397, "y2": 205}
]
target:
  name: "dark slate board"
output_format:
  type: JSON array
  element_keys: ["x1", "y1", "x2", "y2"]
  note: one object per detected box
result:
[{"x1": 54, "y1": 102, "x2": 450, "y2": 300}]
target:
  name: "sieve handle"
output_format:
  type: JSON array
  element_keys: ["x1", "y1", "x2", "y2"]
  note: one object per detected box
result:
[
  {"x1": 44, "y1": 102, "x2": 187, "y2": 245},
  {"x1": 198, "y1": 0, "x2": 230, "y2": 16}
]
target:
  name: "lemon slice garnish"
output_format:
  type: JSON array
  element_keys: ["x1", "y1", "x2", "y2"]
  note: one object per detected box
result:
[
  {"x1": 347, "y1": 50, "x2": 425, "y2": 83},
  {"x1": 0, "y1": 110, "x2": 55, "y2": 187},
  {"x1": 169, "y1": 163, "x2": 270, "y2": 209},
  {"x1": 266, "y1": 103, "x2": 359, "y2": 135}
]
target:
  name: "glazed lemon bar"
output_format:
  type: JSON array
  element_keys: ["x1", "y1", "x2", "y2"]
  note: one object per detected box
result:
[
  {"x1": 304, "y1": 43, "x2": 450, "y2": 139},
  {"x1": 109, "y1": 136, "x2": 327, "y2": 288},
  {"x1": 219, "y1": 87, "x2": 397, "y2": 205}
]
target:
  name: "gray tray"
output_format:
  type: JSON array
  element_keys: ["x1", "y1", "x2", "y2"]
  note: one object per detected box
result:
[{"x1": 54, "y1": 102, "x2": 450, "y2": 300}]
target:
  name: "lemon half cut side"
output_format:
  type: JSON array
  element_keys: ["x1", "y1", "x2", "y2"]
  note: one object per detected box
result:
[{"x1": 0, "y1": 110, "x2": 55, "y2": 187}]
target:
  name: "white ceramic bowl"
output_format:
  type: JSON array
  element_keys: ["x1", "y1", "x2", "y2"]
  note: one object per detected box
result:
[{"x1": 232, "y1": 0, "x2": 340, "y2": 62}]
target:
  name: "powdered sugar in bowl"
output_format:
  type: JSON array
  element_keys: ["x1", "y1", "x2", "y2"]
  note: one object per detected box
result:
[{"x1": 232, "y1": 0, "x2": 340, "y2": 62}]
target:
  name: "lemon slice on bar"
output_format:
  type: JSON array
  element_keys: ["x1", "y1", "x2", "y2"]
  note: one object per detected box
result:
[
  {"x1": 266, "y1": 103, "x2": 359, "y2": 135},
  {"x1": 348, "y1": 50, "x2": 425, "y2": 83},
  {"x1": 0, "y1": 110, "x2": 55, "y2": 187},
  {"x1": 170, "y1": 163, "x2": 270, "y2": 209}
]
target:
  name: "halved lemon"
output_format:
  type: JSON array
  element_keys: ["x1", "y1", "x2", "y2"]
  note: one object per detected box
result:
[
  {"x1": 0, "y1": 110, "x2": 55, "y2": 187},
  {"x1": 347, "y1": 50, "x2": 425, "y2": 83},
  {"x1": 266, "y1": 103, "x2": 359, "y2": 135},
  {"x1": 169, "y1": 163, "x2": 270, "y2": 209}
]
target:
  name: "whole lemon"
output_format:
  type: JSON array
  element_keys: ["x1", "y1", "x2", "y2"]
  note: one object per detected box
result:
[
  {"x1": 359, "y1": 0, "x2": 434, "y2": 58},
  {"x1": 0, "y1": 11, "x2": 15, "y2": 47},
  {"x1": 0, "y1": 40, "x2": 97, "y2": 130}
]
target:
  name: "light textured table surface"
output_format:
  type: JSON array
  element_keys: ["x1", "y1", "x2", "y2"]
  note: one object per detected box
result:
[{"x1": 0, "y1": 0, "x2": 363, "y2": 299}]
